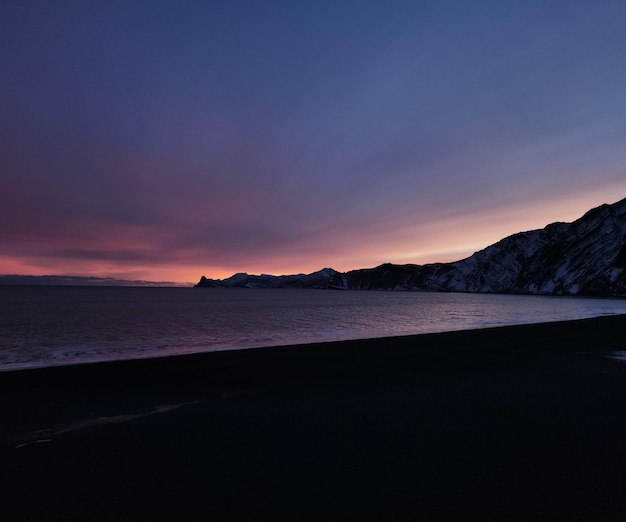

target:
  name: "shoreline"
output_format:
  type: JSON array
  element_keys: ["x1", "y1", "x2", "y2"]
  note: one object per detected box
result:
[
  {"x1": 3, "y1": 313, "x2": 626, "y2": 379},
  {"x1": 3, "y1": 314, "x2": 626, "y2": 521}
]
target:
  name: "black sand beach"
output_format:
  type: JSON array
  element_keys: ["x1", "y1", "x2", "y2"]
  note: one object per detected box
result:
[{"x1": 3, "y1": 315, "x2": 626, "y2": 521}]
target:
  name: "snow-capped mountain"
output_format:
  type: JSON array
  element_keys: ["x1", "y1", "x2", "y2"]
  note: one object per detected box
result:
[
  {"x1": 422, "y1": 198, "x2": 626, "y2": 295},
  {"x1": 196, "y1": 198, "x2": 626, "y2": 296}
]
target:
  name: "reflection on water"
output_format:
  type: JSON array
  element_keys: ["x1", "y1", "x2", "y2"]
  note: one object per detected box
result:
[{"x1": 2, "y1": 286, "x2": 626, "y2": 371}]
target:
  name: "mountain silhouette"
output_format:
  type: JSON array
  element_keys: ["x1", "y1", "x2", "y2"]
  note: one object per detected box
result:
[{"x1": 196, "y1": 198, "x2": 626, "y2": 297}]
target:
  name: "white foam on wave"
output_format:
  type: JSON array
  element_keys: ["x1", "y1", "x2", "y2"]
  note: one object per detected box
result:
[{"x1": 609, "y1": 351, "x2": 626, "y2": 363}]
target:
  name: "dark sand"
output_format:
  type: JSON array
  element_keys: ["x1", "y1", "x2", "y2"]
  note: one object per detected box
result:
[{"x1": 2, "y1": 315, "x2": 626, "y2": 521}]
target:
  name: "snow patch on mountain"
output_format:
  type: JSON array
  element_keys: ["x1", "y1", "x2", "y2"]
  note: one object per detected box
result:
[{"x1": 197, "y1": 198, "x2": 626, "y2": 296}]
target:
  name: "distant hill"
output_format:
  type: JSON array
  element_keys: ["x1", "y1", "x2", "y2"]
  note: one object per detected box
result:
[
  {"x1": 0, "y1": 275, "x2": 191, "y2": 287},
  {"x1": 196, "y1": 268, "x2": 338, "y2": 290},
  {"x1": 196, "y1": 197, "x2": 626, "y2": 297}
]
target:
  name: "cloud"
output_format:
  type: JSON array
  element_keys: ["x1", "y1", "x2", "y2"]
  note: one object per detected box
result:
[{"x1": 2, "y1": 1, "x2": 626, "y2": 281}]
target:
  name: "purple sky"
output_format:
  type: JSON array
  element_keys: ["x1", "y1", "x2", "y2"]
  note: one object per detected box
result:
[{"x1": 2, "y1": 1, "x2": 625, "y2": 282}]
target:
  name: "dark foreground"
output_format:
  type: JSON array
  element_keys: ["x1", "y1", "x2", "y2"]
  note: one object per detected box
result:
[{"x1": 2, "y1": 315, "x2": 626, "y2": 521}]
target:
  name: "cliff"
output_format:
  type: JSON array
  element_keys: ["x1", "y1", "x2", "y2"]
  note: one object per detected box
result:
[{"x1": 196, "y1": 198, "x2": 626, "y2": 296}]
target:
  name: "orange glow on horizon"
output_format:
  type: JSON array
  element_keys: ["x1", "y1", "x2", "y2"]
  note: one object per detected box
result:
[{"x1": 2, "y1": 189, "x2": 624, "y2": 284}]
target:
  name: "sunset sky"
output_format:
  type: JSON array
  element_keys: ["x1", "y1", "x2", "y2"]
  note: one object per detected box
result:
[{"x1": 2, "y1": 1, "x2": 625, "y2": 283}]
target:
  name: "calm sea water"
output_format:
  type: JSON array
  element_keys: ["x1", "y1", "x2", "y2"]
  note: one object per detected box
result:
[{"x1": 2, "y1": 286, "x2": 626, "y2": 372}]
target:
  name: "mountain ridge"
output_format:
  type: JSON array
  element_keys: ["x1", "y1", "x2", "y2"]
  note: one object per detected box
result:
[
  {"x1": 0, "y1": 275, "x2": 191, "y2": 287},
  {"x1": 196, "y1": 197, "x2": 626, "y2": 296}
]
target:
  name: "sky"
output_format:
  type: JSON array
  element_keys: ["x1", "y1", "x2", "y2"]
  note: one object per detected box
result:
[{"x1": 1, "y1": 1, "x2": 625, "y2": 283}]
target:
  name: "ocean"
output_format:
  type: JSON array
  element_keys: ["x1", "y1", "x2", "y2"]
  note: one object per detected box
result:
[{"x1": 2, "y1": 285, "x2": 626, "y2": 372}]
